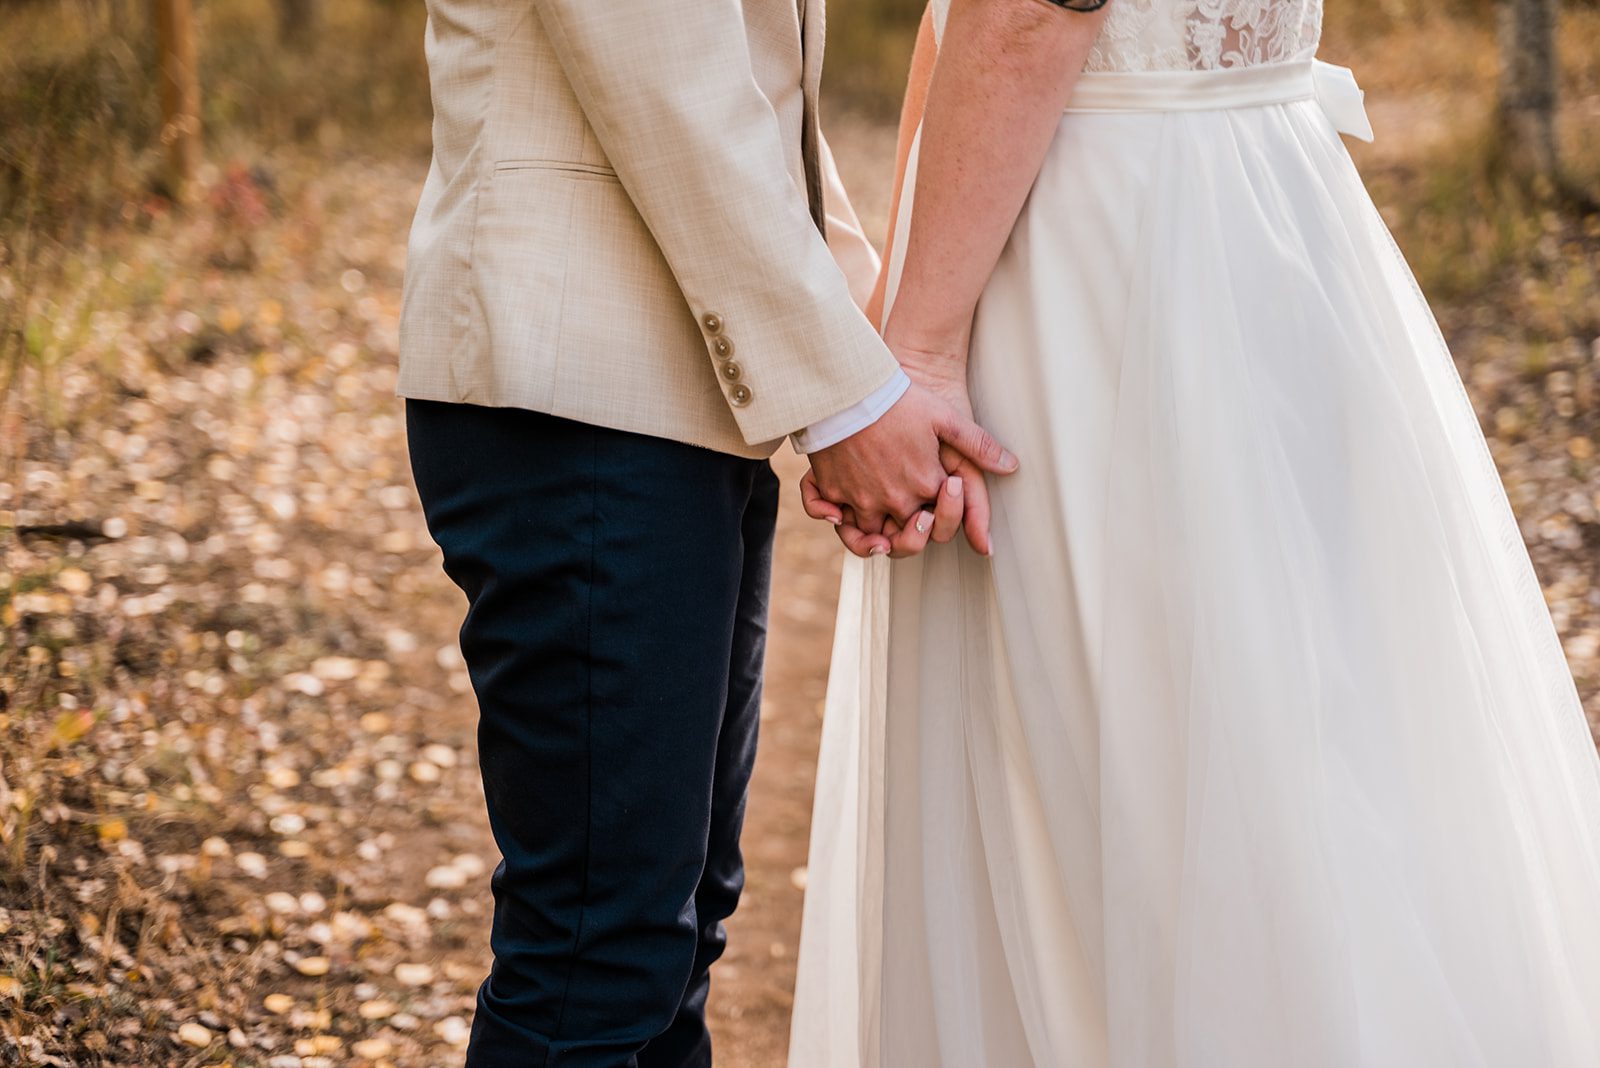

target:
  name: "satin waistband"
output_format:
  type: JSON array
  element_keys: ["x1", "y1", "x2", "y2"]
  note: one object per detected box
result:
[{"x1": 1064, "y1": 60, "x2": 1375, "y2": 142}]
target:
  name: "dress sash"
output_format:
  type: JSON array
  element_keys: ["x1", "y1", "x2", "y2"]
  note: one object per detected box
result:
[{"x1": 1065, "y1": 59, "x2": 1375, "y2": 142}]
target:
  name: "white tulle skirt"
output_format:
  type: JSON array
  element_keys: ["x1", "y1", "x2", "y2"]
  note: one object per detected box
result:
[{"x1": 791, "y1": 65, "x2": 1600, "y2": 1067}]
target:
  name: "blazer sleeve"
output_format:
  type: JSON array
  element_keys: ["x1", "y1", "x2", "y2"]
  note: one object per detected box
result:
[{"x1": 531, "y1": 0, "x2": 901, "y2": 445}]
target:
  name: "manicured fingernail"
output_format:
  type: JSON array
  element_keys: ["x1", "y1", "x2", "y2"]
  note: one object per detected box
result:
[
  {"x1": 827, "y1": 515, "x2": 842, "y2": 526},
  {"x1": 914, "y1": 511, "x2": 932, "y2": 534},
  {"x1": 869, "y1": 545, "x2": 887, "y2": 557},
  {"x1": 948, "y1": 476, "x2": 963, "y2": 497},
  {"x1": 1000, "y1": 450, "x2": 1019, "y2": 472}
]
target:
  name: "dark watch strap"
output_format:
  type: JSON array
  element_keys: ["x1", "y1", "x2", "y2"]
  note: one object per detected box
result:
[{"x1": 1030, "y1": 0, "x2": 1111, "y2": 11}]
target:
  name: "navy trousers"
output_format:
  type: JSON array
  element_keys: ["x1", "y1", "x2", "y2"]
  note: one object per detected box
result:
[{"x1": 407, "y1": 400, "x2": 778, "y2": 1068}]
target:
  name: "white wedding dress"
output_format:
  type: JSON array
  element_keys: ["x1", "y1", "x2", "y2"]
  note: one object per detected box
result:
[{"x1": 789, "y1": 0, "x2": 1600, "y2": 1065}]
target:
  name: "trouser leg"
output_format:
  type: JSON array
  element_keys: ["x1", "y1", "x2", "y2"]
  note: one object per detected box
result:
[
  {"x1": 406, "y1": 400, "x2": 777, "y2": 1068},
  {"x1": 638, "y1": 463, "x2": 778, "y2": 1068}
]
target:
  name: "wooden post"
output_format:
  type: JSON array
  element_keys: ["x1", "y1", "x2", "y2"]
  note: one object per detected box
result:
[
  {"x1": 277, "y1": 0, "x2": 318, "y2": 47},
  {"x1": 1496, "y1": 0, "x2": 1559, "y2": 183},
  {"x1": 151, "y1": 0, "x2": 201, "y2": 200}
]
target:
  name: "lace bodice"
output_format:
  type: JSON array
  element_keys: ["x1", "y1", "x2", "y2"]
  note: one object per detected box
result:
[{"x1": 929, "y1": 0, "x2": 1322, "y2": 72}]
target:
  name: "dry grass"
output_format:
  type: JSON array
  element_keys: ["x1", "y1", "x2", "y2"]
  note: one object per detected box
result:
[
  {"x1": 0, "y1": 0, "x2": 430, "y2": 421},
  {"x1": 0, "y1": 153, "x2": 505, "y2": 1066}
]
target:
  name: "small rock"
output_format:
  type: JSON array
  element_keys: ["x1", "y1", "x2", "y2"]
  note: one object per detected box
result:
[
  {"x1": 383, "y1": 902, "x2": 429, "y2": 929},
  {"x1": 419, "y1": 743, "x2": 458, "y2": 767},
  {"x1": 357, "y1": 998, "x2": 398, "y2": 1021},
  {"x1": 56, "y1": 568, "x2": 92, "y2": 595},
  {"x1": 425, "y1": 865, "x2": 467, "y2": 890},
  {"x1": 311, "y1": 656, "x2": 362, "y2": 681},
  {"x1": 265, "y1": 892, "x2": 299, "y2": 915},
  {"x1": 393, "y1": 962, "x2": 435, "y2": 987},
  {"x1": 352, "y1": 1037, "x2": 394, "y2": 1060},
  {"x1": 358, "y1": 997, "x2": 398, "y2": 1023},
  {"x1": 269, "y1": 813, "x2": 307, "y2": 836},
  {"x1": 359, "y1": 711, "x2": 394, "y2": 733},
  {"x1": 451, "y1": 853, "x2": 488, "y2": 878},
  {"x1": 1566, "y1": 631, "x2": 1600, "y2": 663},
  {"x1": 286, "y1": 673, "x2": 326, "y2": 697},
  {"x1": 266, "y1": 767, "x2": 302, "y2": 790},
  {"x1": 330, "y1": 910, "x2": 374, "y2": 942},
  {"x1": 177, "y1": 1022, "x2": 213, "y2": 1048},
  {"x1": 434, "y1": 1015, "x2": 472, "y2": 1046}
]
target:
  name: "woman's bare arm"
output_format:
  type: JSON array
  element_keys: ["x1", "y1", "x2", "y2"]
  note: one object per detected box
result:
[
  {"x1": 810, "y1": 0, "x2": 1106, "y2": 558},
  {"x1": 883, "y1": 0, "x2": 1108, "y2": 367}
]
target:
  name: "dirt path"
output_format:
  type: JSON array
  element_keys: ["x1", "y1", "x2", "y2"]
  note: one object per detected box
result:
[{"x1": 9, "y1": 93, "x2": 1598, "y2": 1067}]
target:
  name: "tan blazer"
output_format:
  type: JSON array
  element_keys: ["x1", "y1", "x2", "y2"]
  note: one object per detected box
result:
[{"x1": 397, "y1": 0, "x2": 900, "y2": 458}]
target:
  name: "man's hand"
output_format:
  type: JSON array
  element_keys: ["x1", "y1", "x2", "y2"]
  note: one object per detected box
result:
[
  {"x1": 802, "y1": 467, "x2": 971, "y2": 558},
  {"x1": 805, "y1": 379, "x2": 1015, "y2": 555}
]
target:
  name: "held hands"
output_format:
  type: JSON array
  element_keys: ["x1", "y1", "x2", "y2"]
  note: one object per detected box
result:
[{"x1": 802, "y1": 347, "x2": 1015, "y2": 559}]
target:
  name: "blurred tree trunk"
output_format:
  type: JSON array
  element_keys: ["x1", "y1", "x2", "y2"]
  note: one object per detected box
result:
[
  {"x1": 1496, "y1": 0, "x2": 1559, "y2": 182},
  {"x1": 277, "y1": 0, "x2": 317, "y2": 46},
  {"x1": 151, "y1": 0, "x2": 201, "y2": 200}
]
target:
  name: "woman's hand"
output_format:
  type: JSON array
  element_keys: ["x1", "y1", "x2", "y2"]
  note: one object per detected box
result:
[
  {"x1": 802, "y1": 333, "x2": 999, "y2": 559},
  {"x1": 890, "y1": 335, "x2": 997, "y2": 558}
]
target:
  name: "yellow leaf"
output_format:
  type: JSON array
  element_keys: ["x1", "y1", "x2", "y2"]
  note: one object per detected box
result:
[
  {"x1": 98, "y1": 819, "x2": 128, "y2": 843},
  {"x1": 51, "y1": 710, "x2": 94, "y2": 748}
]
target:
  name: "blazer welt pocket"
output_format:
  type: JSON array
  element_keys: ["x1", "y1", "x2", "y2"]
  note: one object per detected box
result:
[{"x1": 492, "y1": 159, "x2": 618, "y2": 182}]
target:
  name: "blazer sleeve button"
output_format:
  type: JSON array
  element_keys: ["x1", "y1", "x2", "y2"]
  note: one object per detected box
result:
[
  {"x1": 702, "y1": 312, "x2": 724, "y2": 335},
  {"x1": 730, "y1": 384, "x2": 753, "y2": 407},
  {"x1": 720, "y1": 361, "x2": 743, "y2": 381},
  {"x1": 712, "y1": 336, "x2": 735, "y2": 359}
]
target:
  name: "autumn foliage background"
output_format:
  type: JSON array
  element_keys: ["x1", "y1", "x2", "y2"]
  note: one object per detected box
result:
[{"x1": 3, "y1": 0, "x2": 1600, "y2": 1065}]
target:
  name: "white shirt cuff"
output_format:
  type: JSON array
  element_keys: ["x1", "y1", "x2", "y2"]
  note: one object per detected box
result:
[{"x1": 790, "y1": 370, "x2": 911, "y2": 454}]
